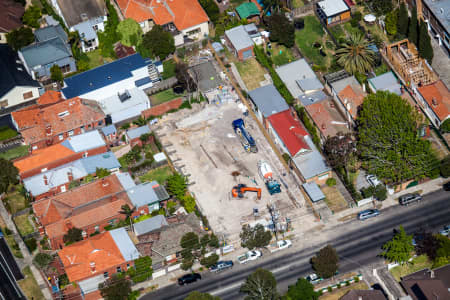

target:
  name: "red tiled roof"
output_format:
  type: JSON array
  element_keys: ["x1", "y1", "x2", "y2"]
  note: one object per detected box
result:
[
  {"x1": 267, "y1": 110, "x2": 310, "y2": 157},
  {"x1": 37, "y1": 90, "x2": 64, "y2": 105},
  {"x1": 338, "y1": 84, "x2": 366, "y2": 119},
  {"x1": 58, "y1": 231, "x2": 125, "y2": 282},
  {"x1": 417, "y1": 80, "x2": 450, "y2": 122},
  {"x1": 305, "y1": 101, "x2": 343, "y2": 138},
  {"x1": 0, "y1": 0, "x2": 24, "y2": 32},
  {"x1": 118, "y1": 0, "x2": 209, "y2": 30}
]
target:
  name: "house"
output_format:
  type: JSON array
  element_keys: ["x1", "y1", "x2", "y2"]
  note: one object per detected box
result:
[
  {"x1": 368, "y1": 71, "x2": 402, "y2": 95},
  {"x1": 236, "y1": 2, "x2": 260, "y2": 24},
  {"x1": 11, "y1": 92, "x2": 105, "y2": 150},
  {"x1": 325, "y1": 72, "x2": 366, "y2": 126},
  {"x1": 244, "y1": 23, "x2": 263, "y2": 45},
  {"x1": 340, "y1": 290, "x2": 386, "y2": 300},
  {"x1": 133, "y1": 215, "x2": 168, "y2": 237},
  {"x1": 267, "y1": 109, "x2": 331, "y2": 184},
  {"x1": 0, "y1": 0, "x2": 24, "y2": 44},
  {"x1": 127, "y1": 181, "x2": 170, "y2": 215},
  {"x1": 126, "y1": 125, "x2": 151, "y2": 147},
  {"x1": 316, "y1": 0, "x2": 351, "y2": 26},
  {"x1": 50, "y1": 0, "x2": 107, "y2": 52},
  {"x1": 248, "y1": 84, "x2": 290, "y2": 128},
  {"x1": 101, "y1": 124, "x2": 118, "y2": 144},
  {"x1": 13, "y1": 130, "x2": 107, "y2": 179},
  {"x1": 32, "y1": 173, "x2": 134, "y2": 249},
  {"x1": 399, "y1": 264, "x2": 450, "y2": 300},
  {"x1": 61, "y1": 54, "x2": 161, "y2": 101},
  {"x1": 418, "y1": 0, "x2": 450, "y2": 53},
  {"x1": 23, "y1": 152, "x2": 120, "y2": 200},
  {"x1": 416, "y1": 80, "x2": 450, "y2": 128},
  {"x1": 18, "y1": 25, "x2": 76, "y2": 81},
  {"x1": 0, "y1": 45, "x2": 41, "y2": 112},
  {"x1": 117, "y1": 0, "x2": 209, "y2": 46},
  {"x1": 225, "y1": 25, "x2": 255, "y2": 61},
  {"x1": 58, "y1": 228, "x2": 139, "y2": 296}
]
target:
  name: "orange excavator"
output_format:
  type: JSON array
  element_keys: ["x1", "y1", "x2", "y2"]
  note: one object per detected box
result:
[{"x1": 231, "y1": 184, "x2": 262, "y2": 199}]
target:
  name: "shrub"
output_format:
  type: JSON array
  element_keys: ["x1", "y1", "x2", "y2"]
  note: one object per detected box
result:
[
  {"x1": 374, "y1": 185, "x2": 387, "y2": 201},
  {"x1": 58, "y1": 274, "x2": 69, "y2": 287},
  {"x1": 441, "y1": 156, "x2": 450, "y2": 177},
  {"x1": 295, "y1": 106, "x2": 321, "y2": 148},
  {"x1": 2, "y1": 227, "x2": 12, "y2": 235},
  {"x1": 33, "y1": 253, "x2": 52, "y2": 268},
  {"x1": 282, "y1": 153, "x2": 290, "y2": 164},
  {"x1": 360, "y1": 186, "x2": 375, "y2": 198},
  {"x1": 200, "y1": 253, "x2": 219, "y2": 268},
  {"x1": 328, "y1": 286, "x2": 332, "y2": 292},
  {"x1": 346, "y1": 280, "x2": 350, "y2": 286},
  {"x1": 350, "y1": 18, "x2": 359, "y2": 27},
  {"x1": 354, "y1": 276, "x2": 360, "y2": 282},
  {"x1": 25, "y1": 238, "x2": 37, "y2": 252},
  {"x1": 326, "y1": 178, "x2": 336, "y2": 187}
]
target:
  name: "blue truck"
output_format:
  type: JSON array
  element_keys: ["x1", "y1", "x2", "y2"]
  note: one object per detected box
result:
[{"x1": 232, "y1": 118, "x2": 258, "y2": 153}]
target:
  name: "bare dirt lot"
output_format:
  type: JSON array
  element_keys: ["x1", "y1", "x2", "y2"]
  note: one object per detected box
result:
[{"x1": 155, "y1": 102, "x2": 317, "y2": 244}]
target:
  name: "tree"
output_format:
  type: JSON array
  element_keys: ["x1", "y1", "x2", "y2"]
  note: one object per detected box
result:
[
  {"x1": 323, "y1": 132, "x2": 357, "y2": 179},
  {"x1": 440, "y1": 156, "x2": 450, "y2": 177},
  {"x1": 181, "y1": 232, "x2": 200, "y2": 250},
  {"x1": 434, "y1": 235, "x2": 450, "y2": 268},
  {"x1": 185, "y1": 291, "x2": 221, "y2": 300},
  {"x1": 176, "y1": 62, "x2": 197, "y2": 94},
  {"x1": 381, "y1": 226, "x2": 414, "y2": 264},
  {"x1": 385, "y1": 10, "x2": 398, "y2": 36},
  {"x1": 200, "y1": 253, "x2": 219, "y2": 268},
  {"x1": 181, "y1": 195, "x2": 196, "y2": 213},
  {"x1": 336, "y1": 33, "x2": 375, "y2": 74},
  {"x1": 240, "y1": 224, "x2": 272, "y2": 250},
  {"x1": 408, "y1": 7, "x2": 418, "y2": 46},
  {"x1": 0, "y1": 159, "x2": 19, "y2": 194},
  {"x1": 199, "y1": 0, "x2": 220, "y2": 24},
  {"x1": 63, "y1": 227, "x2": 83, "y2": 244},
  {"x1": 311, "y1": 245, "x2": 339, "y2": 279},
  {"x1": 285, "y1": 278, "x2": 319, "y2": 300},
  {"x1": 50, "y1": 65, "x2": 63, "y2": 84},
  {"x1": 166, "y1": 173, "x2": 187, "y2": 199},
  {"x1": 6, "y1": 27, "x2": 34, "y2": 51},
  {"x1": 415, "y1": 230, "x2": 440, "y2": 260},
  {"x1": 240, "y1": 268, "x2": 278, "y2": 300},
  {"x1": 96, "y1": 167, "x2": 111, "y2": 178},
  {"x1": 98, "y1": 0, "x2": 120, "y2": 58},
  {"x1": 265, "y1": 13, "x2": 295, "y2": 48},
  {"x1": 374, "y1": 185, "x2": 387, "y2": 201},
  {"x1": 141, "y1": 25, "x2": 175, "y2": 60},
  {"x1": 22, "y1": 5, "x2": 41, "y2": 28},
  {"x1": 99, "y1": 274, "x2": 132, "y2": 300},
  {"x1": 119, "y1": 204, "x2": 135, "y2": 229},
  {"x1": 371, "y1": 0, "x2": 393, "y2": 17},
  {"x1": 418, "y1": 20, "x2": 433, "y2": 63},
  {"x1": 33, "y1": 253, "x2": 53, "y2": 269},
  {"x1": 357, "y1": 91, "x2": 439, "y2": 184},
  {"x1": 209, "y1": 233, "x2": 220, "y2": 248},
  {"x1": 397, "y1": 2, "x2": 409, "y2": 38},
  {"x1": 117, "y1": 18, "x2": 143, "y2": 47}
]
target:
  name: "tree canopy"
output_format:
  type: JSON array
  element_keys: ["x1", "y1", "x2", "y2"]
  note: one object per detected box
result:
[
  {"x1": 117, "y1": 18, "x2": 143, "y2": 47},
  {"x1": 408, "y1": 7, "x2": 418, "y2": 45},
  {"x1": 311, "y1": 245, "x2": 339, "y2": 279},
  {"x1": 397, "y1": 2, "x2": 409, "y2": 38},
  {"x1": 240, "y1": 224, "x2": 272, "y2": 250},
  {"x1": 50, "y1": 65, "x2": 63, "y2": 84},
  {"x1": 199, "y1": 0, "x2": 220, "y2": 24},
  {"x1": 240, "y1": 268, "x2": 278, "y2": 300},
  {"x1": 33, "y1": 253, "x2": 53, "y2": 269},
  {"x1": 63, "y1": 227, "x2": 83, "y2": 244},
  {"x1": 6, "y1": 27, "x2": 34, "y2": 51},
  {"x1": 418, "y1": 20, "x2": 434, "y2": 64},
  {"x1": 415, "y1": 229, "x2": 440, "y2": 260},
  {"x1": 385, "y1": 10, "x2": 398, "y2": 36},
  {"x1": 381, "y1": 226, "x2": 414, "y2": 264},
  {"x1": 323, "y1": 132, "x2": 357, "y2": 175},
  {"x1": 185, "y1": 291, "x2": 221, "y2": 300},
  {"x1": 285, "y1": 278, "x2": 319, "y2": 300},
  {"x1": 370, "y1": 0, "x2": 393, "y2": 16},
  {"x1": 99, "y1": 274, "x2": 132, "y2": 300},
  {"x1": 166, "y1": 173, "x2": 188, "y2": 199},
  {"x1": 22, "y1": 5, "x2": 42, "y2": 28},
  {"x1": 336, "y1": 33, "x2": 375, "y2": 74},
  {"x1": 264, "y1": 13, "x2": 295, "y2": 48},
  {"x1": 357, "y1": 91, "x2": 439, "y2": 184},
  {"x1": 141, "y1": 25, "x2": 175, "y2": 60},
  {"x1": 0, "y1": 159, "x2": 19, "y2": 194}
]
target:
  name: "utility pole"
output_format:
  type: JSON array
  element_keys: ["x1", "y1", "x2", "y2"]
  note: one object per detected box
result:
[{"x1": 267, "y1": 203, "x2": 278, "y2": 241}]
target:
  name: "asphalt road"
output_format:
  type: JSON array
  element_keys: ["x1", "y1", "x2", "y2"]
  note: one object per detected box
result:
[{"x1": 144, "y1": 190, "x2": 450, "y2": 300}]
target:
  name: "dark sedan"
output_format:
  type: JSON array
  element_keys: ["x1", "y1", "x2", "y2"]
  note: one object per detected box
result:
[{"x1": 178, "y1": 273, "x2": 201, "y2": 285}]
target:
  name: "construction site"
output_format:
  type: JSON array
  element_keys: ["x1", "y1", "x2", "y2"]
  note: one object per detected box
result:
[{"x1": 154, "y1": 101, "x2": 318, "y2": 245}]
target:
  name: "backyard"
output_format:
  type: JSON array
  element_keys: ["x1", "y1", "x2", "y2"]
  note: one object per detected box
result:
[
  {"x1": 150, "y1": 88, "x2": 184, "y2": 106},
  {"x1": 0, "y1": 145, "x2": 29, "y2": 160},
  {"x1": 2, "y1": 185, "x2": 30, "y2": 215},
  {"x1": 139, "y1": 166, "x2": 173, "y2": 184},
  {"x1": 14, "y1": 214, "x2": 35, "y2": 237},
  {"x1": 390, "y1": 255, "x2": 432, "y2": 281},
  {"x1": 234, "y1": 58, "x2": 269, "y2": 91},
  {"x1": 162, "y1": 59, "x2": 176, "y2": 79},
  {"x1": 0, "y1": 126, "x2": 18, "y2": 141},
  {"x1": 18, "y1": 266, "x2": 45, "y2": 300},
  {"x1": 268, "y1": 43, "x2": 296, "y2": 66},
  {"x1": 86, "y1": 49, "x2": 114, "y2": 69},
  {"x1": 322, "y1": 185, "x2": 348, "y2": 213}
]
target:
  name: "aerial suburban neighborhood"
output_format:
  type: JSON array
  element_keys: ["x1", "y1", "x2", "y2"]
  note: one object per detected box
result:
[{"x1": 0, "y1": 0, "x2": 450, "y2": 299}]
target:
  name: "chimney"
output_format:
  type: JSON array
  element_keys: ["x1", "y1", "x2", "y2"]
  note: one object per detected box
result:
[
  {"x1": 90, "y1": 262, "x2": 96, "y2": 273},
  {"x1": 358, "y1": 297, "x2": 362, "y2": 300},
  {"x1": 432, "y1": 98, "x2": 438, "y2": 106},
  {"x1": 322, "y1": 123, "x2": 326, "y2": 130},
  {"x1": 67, "y1": 171, "x2": 73, "y2": 182},
  {"x1": 46, "y1": 124, "x2": 52, "y2": 136},
  {"x1": 43, "y1": 175, "x2": 48, "y2": 185},
  {"x1": 429, "y1": 270, "x2": 435, "y2": 278}
]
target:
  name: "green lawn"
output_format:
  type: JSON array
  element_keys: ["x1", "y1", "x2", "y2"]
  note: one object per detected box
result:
[
  {"x1": 14, "y1": 214, "x2": 34, "y2": 237},
  {"x1": 292, "y1": 0, "x2": 304, "y2": 8},
  {"x1": 270, "y1": 43, "x2": 296, "y2": 66},
  {"x1": 162, "y1": 59, "x2": 176, "y2": 79},
  {"x1": 295, "y1": 16, "x2": 329, "y2": 68},
  {"x1": 86, "y1": 49, "x2": 114, "y2": 69},
  {"x1": 0, "y1": 126, "x2": 18, "y2": 141},
  {"x1": 2, "y1": 185, "x2": 30, "y2": 214},
  {"x1": 343, "y1": 22, "x2": 365, "y2": 37},
  {"x1": 390, "y1": 255, "x2": 432, "y2": 281},
  {"x1": 234, "y1": 58, "x2": 268, "y2": 90},
  {"x1": 5, "y1": 235, "x2": 23, "y2": 258},
  {"x1": 330, "y1": 25, "x2": 346, "y2": 41},
  {"x1": 150, "y1": 89, "x2": 183, "y2": 106},
  {"x1": 139, "y1": 166, "x2": 173, "y2": 184},
  {"x1": 0, "y1": 145, "x2": 29, "y2": 160},
  {"x1": 19, "y1": 266, "x2": 45, "y2": 300}
]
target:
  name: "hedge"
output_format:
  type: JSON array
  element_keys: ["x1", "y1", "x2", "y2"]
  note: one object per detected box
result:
[{"x1": 295, "y1": 106, "x2": 321, "y2": 148}]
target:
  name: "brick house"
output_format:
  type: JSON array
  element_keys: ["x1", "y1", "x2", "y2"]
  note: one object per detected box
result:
[
  {"x1": 125, "y1": 125, "x2": 152, "y2": 148},
  {"x1": 58, "y1": 228, "x2": 139, "y2": 297},
  {"x1": 316, "y1": 0, "x2": 351, "y2": 26},
  {"x1": 225, "y1": 25, "x2": 255, "y2": 61},
  {"x1": 11, "y1": 91, "x2": 105, "y2": 150},
  {"x1": 14, "y1": 130, "x2": 107, "y2": 179},
  {"x1": 416, "y1": 80, "x2": 450, "y2": 128}
]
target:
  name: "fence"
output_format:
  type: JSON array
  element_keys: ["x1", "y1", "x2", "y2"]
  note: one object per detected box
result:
[
  {"x1": 291, "y1": 0, "x2": 320, "y2": 18},
  {"x1": 144, "y1": 77, "x2": 178, "y2": 95}
]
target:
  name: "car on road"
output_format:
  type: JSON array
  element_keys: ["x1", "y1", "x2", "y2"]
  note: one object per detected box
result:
[
  {"x1": 358, "y1": 209, "x2": 380, "y2": 220},
  {"x1": 399, "y1": 193, "x2": 422, "y2": 206},
  {"x1": 440, "y1": 225, "x2": 450, "y2": 236},
  {"x1": 178, "y1": 273, "x2": 201, "y2": 285},
  {"x1": 443, "y1": 182, "x2": 450, "y2": 191},
  {"x1": 305, "y1": 273, "x2": 323, "y2": 284},
  {"x1": 366, "y1": 175, "x2": 381, "y2": 187},
  {"x1": 237, "y1": 250, "x2": 262, "y2": 264},
  {"x1": 210, "y1": 260, "x2": 233, "y2": 273},
  {"x1": 268, "y1": 240, "x2": 292, "y2": 253}
]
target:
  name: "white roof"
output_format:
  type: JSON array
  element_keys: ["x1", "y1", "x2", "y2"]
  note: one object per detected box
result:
[
  {"x1": 109, "y1": 228, "x2": 140, "y2": 261},
  {"x1": 78, "y1": 274, "x2": 104, "y2": 294},
  {"x1": 275, "y1": 59, "x2": 322, "y2": 98},
  {"x1": 153, "y1": 152, "x2": 167, "y2": 162},
  {"x1": 60, "y1": 130, "x2": 105, "y2": 152},
  {"x1": 318, "y1": 0, "x2": 349, "y2": 17}
]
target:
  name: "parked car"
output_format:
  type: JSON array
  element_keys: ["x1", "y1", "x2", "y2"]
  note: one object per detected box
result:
[
  {"x1": 357, "y1": 209, "x2": 380, "y2": 220},
  {"x1": 440, "y1": 225, "x2": 450, "y2": 236},
  {"x1": 366, "y1": 175, "x2": 381, "y2": 187},
  {"x1": 399, "y1": 193, "x2": 422, "y2": 206},
  {"x1": 268, "y1": 240, "x2": 292, "y2": 253},
  {"x1": 178, "y1": 273, "x2": 201, "y2": 285},
  {"x1": 305, "y1": 273, "x2": 323, "y2": 284},
  {"x1": 210, "y1": 261, "x2": 233, "y2": 273},
  {"x1": 443, "y1": 182, "x2": 450, "y2": 191},
  {"x1": 237, "y1": 250, "x2": 262, "y2": 264}
]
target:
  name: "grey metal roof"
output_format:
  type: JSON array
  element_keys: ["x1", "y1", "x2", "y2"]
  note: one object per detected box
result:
[
  {"x1": 423, "y1": 0, "x2": 450, "y2": 33},
  {"x1": 368, "y1": 71, "x2": 402, "y2": 95},
  {"x1": 78, "y1": 274, "x2": 104, "y2": 294},
  {"x1": 60, "y1": 130, "x2": 105, "y2": 152},
  {"x1": 133, "y1": 215, "x2": 168, "y2": 236},
  {"x1": 298, "y1": 90, "x2": 329, "y2": 106},
  {"x1": 275, "y1": 59, "x2": 321, "y2": 98},
  {"x1": 296, "y1": 78, "x2": 324, "y2": 93},
  {"x1": 293, "y1": 136, "x2": 331, "y2": 180},
  {"x1": 116, "y1": 172, "x2": 136, "y2": 190},
  {"x1": 190, "y1": 61, "x2": 223, "y2": 92},
  {"x1": 225, "y1": 25, "x2": 254, "y2": 51},
  {"x1": 126, "y1": 181, "x2": 169, "y2": 207},
  {"x1": 330, "y1": 75, "x2": 360, "y2": 94},
  {"x1": 44, "y1": 16, "x2": 59, "y2": 26},
  {"x1": 212, "y1": 42, "x2": 224, "y2": 52},
  {"x1": 73, "y1": 19, "x2": 97, "y2": 41},
  {"x1": 79, "y1": 152, "x2": 120, "y2": 173},
  {"x1": 35, "y1": 25, "x2": 67, "y2": 43},
  {"x1": 302, "y1": 182, "x2": 325, "y2": 202},
  {"x1": 317, "y1": 0, "x2": 349, "y2": 17},
  {"x1": 56, "y1": 0, "x2": 106, "y2": 28},
  {"x1": 109, "y1": 228, "x2": 140, "y2": 261},
  {"x1": 126, "y1": 125, "x2": 150, "y2": 140},
  {"x1": 101, "y1": 124, "x2": 117, "y2": 136},
  {"x1": 20, "y1": 37, "x2": 72, "y2": 68},
  {"x1": 248, "y1": 84, "x2": 289, "y2": 117}
]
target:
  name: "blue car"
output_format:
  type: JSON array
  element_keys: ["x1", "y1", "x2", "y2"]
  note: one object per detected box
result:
[
  {"x1": 358, "y1": 209, "x2": 380, "y2": 220},
  {"x1": 210, "y1": 261, "x2": 233, "y2": 273}
]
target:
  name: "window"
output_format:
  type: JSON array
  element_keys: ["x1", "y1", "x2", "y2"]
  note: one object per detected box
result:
[
  {"x1": 33, "y1": 146, "x2": 38, "y2": 150},
  {"x1": 186, "y1": 28, "x2": 200, "y2": 36},
  {"x1": 83, "y1": 152, "x2": 88, "y2": 158},
  {"x1": 58, "y1": 134, "x2": 63, "y2": 140},
  {"x1": 126, "y1": 264, "x2": 130, "y2": 268},
  {"x1": 23, "y1": 91, "x2": 33, "y2": 100},
  {"x1": 68, "y1": 130, "x2": 74, "y2": 136},
  {"x1": 98, "y1": 120, "x2": 103, "y2": 126},
  {"x1": 88, "y1": 124, "x2": 91, "y2": 129},
  {"x1": 82, "y1": 231, "x2": 87, "y2": 237},
  {"x1": 60, "y1": 64, "x2": 71, "y2": 73},
  {"x1": 116, "y1": 266, "x2": 122, "y2": 273},
  {"x1": 103, "y1": 272, "x2": 109, "y2": 278},
  {"x1": 0, "y1": 100, "x2": 8, "y2": 108},
  {"x1": 60, "y1": 186, "x2": 66, "y2": 193}
]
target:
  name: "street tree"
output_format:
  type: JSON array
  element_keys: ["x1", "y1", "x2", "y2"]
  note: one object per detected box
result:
[
  {"x1": 99, "y1": 274, "x2": 132, "y2": 300},
  {"x1": 434, "y1": 235, "x2": 450, "y2": 268},
  {"x1": 415, "y1": 229, "x2": 439, "y2": 260},
  {"x1": 50, "y1": 65, "x2": 63, "y2": 84},
  {"x1": 418, "y1": 20, "x2": 433, "y2": 63},
  {"x1": 63, "y1": 227, "x2": 83, "y2": 244},
  {"x1": 323, "y1": 132, "x2": 357, "y2": 179},
  {"x1": 408, "y1": 8, "x2": 418, "y2": 45},
  {"x1": 166, "y1": 173, "x2": 188, "y2": 199},
  {"x1": 381, "y1": 226, "x2": 414, "y2": 264},
  {"x1": 265, "y1": 13, "x2": 295, "y2": 48},
  {"x1": 200, "y1": 253, "x2": 219, "y2": 268},
  {"x1": 117, "y1": 18, "x2": 143, "y2": 47},
  {"x1": 240, "y1": 224, "x2": 272, "y2": 250},
  {"x1": 311, "y1": 245, "x2": 339, "y2": 279},
  {"x1": 385, "y1": 10, "x2": 398, "y2": 36},
  {"x1": 240, "y1": 268, "x2": 278, "y2": 300},
  {"x1": 357, "y1": 91, "x2": 439, "y2": 185},
  {"x1": 185, "y1": 291, "x2": 221, "y2": 300},
  {"x1": 336, "y1": 33, "x2": 375, "y2": 74},
  {"x1": 141, "y1": 25, "x2": 175, "y2": 59},
  {"x1": 22, "y1": 5, "x2": 41, "y2": 28},
  {"x1": 397, "y1": 2, "x2": 409, "y2": 38},
  {"x1": 285, "y1": 278, "x2": 319, "y2": 300},
  {"x1": 6, "y1": 27, "x2": 34, "y2": 51},
  {"x1": 0, "y1": 158, "x2": 19, "y2": 194}
]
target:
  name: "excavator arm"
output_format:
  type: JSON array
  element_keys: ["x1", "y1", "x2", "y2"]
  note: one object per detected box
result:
[{"x1": 231, "y1": 186, "x2": 261, "y2": 199}]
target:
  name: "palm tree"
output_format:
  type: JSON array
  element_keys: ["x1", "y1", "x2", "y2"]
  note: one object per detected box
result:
[
  {"x1": 119, "y1": 204, "x2": 136, "y2": 229},
  {"x1": 336, "y1": 33, "x2": 375, "y2": 74}
]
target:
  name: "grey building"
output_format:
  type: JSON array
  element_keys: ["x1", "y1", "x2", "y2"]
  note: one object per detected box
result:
[
  {"x1": 420, "y1": 0, "x2": 450, "y2": 54},
  {"x1": 248, "y1": 84, "x2": 290, "y2": 127}
]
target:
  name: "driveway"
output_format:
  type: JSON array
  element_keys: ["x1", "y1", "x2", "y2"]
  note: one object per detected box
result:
[{"x1": 430, "y1": 37, "x2": 450, "y2": 89}]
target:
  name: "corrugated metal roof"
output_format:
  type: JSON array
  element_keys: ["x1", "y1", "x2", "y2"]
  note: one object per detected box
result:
[
  {"x1": 116, "y1": 172, "x2": 136, "y2": 190},
  {"x1": 79, "y1": 152, "x2": 120, "y2": 174},
  {"x1": 101, "y1": 124, "x2": 117, "y2": 136},
  {"x1": 302, "y1": 182, "x2": 325, "y2": 202},
  {"x1": 318, "y1": 0, "x2": 349, "y2": 17},
  {"x1": 293, "y1": 136, "x2": 331, "y2": 179},
  {"x1": 109, "y1": 228, "x2": 140, "y2": 261},
  {"x1": 20, "y1": 37, "x2": 72, "y2": 68},
  {"x1": 60, "y1": 130, "x2": 105, "y2": 152},
  {"x1": 225, "y1": 25, "x2": 254, "y2": 51},
  {"x1": 275, "y1": 59, "x2": 321, "y2": 98},
  {"x1": 78, "y1": 274, "x2": 104, "y2": 295},
  {"x1": 368, "y1": 71, "x2": 402, "y2": 95},
  {"x1": 126, "y1": 125, "x2": 150, "y2": 140},
  {"x1": 126, "y1": 181, "x2": 168, "y2": 207},
  {"x1": 248, "y1": 84, "x2": 289, "y2": 117},
  {"x1": 133, "y1": 215, "x2": 168, "y2": 236},
  {"x1": 35, "y1": 25, "x2": 67, "y2": 43}
]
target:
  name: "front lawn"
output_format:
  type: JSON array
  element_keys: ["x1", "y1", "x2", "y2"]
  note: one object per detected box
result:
[
  {"x1": 235, "y1": 58, "x2": 268, "y2": 90},
  {"x1": 86, "y1": 49, "x2": 114, "y2": 69},
  {"x1": 322, "y1": 185, "x2": 348, "y2": 213},
  {"x1": 150, "y1": 89, "x2": 183, "y2": 106},
  {"x1": 14, "y1": 214, "x2": 34, "y2": 237},
  {"x1": 139, "y1": 166, "x2": 173, "y2": 184},
  {"x1": 162, "y1": 59, "x2": 176, "y2": 79},
  {"x1": 319, "y1": 282, "x2": 369, "y2": 300},
  {"x1": 18, "y1": 266, "x2": 45, "y2": 300},
  {"x1": 0, "y1": 145, "x2": 29, "y2": 160},
  {"x1": 0, "y1": 126, "x2": 18, "y2": 141},
  {"x1": 269, "y1": 43, "x2": 296, "y2": 66},
  {"x1": 2, "y1": 185, "x2": 30, "y2": 215},
  {"x1": 390, "y1": 255, "x2": 432, "y2": 281}
]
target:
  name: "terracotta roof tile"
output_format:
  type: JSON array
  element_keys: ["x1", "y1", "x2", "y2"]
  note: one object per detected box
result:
[
  {"x1": 37, "y1": 90, "x2": 64, "y2": 105},
  {"x1": 417, "y1": 80, "x2": 450, "y2": 122},
  {"x1": 338, "y1": 84, "x2": 365, "y2": 119},
  {"x1": 0, "y1": 0, "x2": 24, "y2": 32}
]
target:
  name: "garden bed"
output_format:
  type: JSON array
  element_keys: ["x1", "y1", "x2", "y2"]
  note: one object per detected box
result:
[
  {"x1": 150, "y1": 88, "x2": 184, "y2": 106},
  {"x1": 319, "y1": 282, "x2": 368, "y2": 300},
  {"x1": 139, "y1": 165, "x2": 173, "y2": 184}
]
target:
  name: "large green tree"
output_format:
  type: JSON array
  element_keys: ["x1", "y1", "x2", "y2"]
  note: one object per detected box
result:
[
  {"x1": 408, "y1": 7, "x2": 418, "y2": 46},
  {"x1": 141, "y1": 25, "x2": 175, "y2": 60},
  {"x1": 240, "y1": 224, "x2": 272, "y2": 250},
  {"x1": 381, "y1": 226, "x2": 414, "y2": 264},
  {"x1": 370, "y1": 0, "x2": 393, "y2": 16},
  {"x1": 397, "y1": 2, "x2": 409, "y2": 38},
  {"x1": 50, "y1": 64, "x2": 63, "y2": 84},
  {"x1": 6, "y1": 27, "x2": 34, "y2": 51},
  {"x1": 323, "y1": 132, "x2": 357, "y2": 179},
  {"x1": 117, "y1": 18, "x2": 143, "y2": 47},
  {"x1": 285, "y1": 278, "x2": 319, "y2": 300},
  {"x1": 63, "y1": 227, "x2": 83, "y2": 244},
  {"x1": 22, "y1": 5, "x2": 41, "y2": 28},
  {"x1": 385, "y1": 10, "x2": 398, "y2": 36},
  {"x1": 99, "y1": 274, "x2": 132, "y2": 300},
  {"x1": 418, "y1": 20, "x2": 433, "y2": 64},
  {"x1": 336, "y1": 33, "x2": 375, "y2": 74},
  {"x1": 185, "y1": 292, "x2": 221, "y2": 300},
  {"x1": 199, "y1": 0, "x2": 220, "y2": 24},
  {"x1": 311, "y1": 245, "x2": 339, "y2": 279},
  {"x1": 357, "y1": 91, "x2": 439, "y2": 184},
  {"x1": 0, "y1": 159, "x2": 19, "y2": 194},
  {"x1": 265, "y1": 13, "x2": 295, "y2": 48},
  {"x1": 166, "y1": 173, "x2": 187, "y2": 199},
  {"x1": 240, "y1": 268, "x2": 278, "y2": 300}
]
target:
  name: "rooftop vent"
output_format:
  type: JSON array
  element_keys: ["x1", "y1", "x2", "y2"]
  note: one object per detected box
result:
[
  {"x1": 81, "y1": 13, "x2": 88, "y2": 21},
  {"x1": 118, "y1": 90, "x2": 131, "y2": 102},
  {"x1": 58, "y1": 111, "x2": 70, "y2": 118}
]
